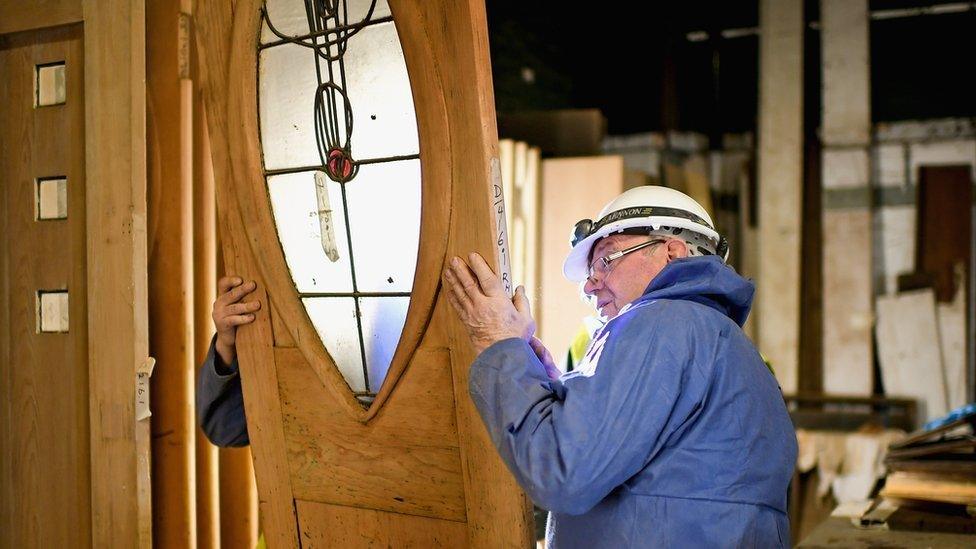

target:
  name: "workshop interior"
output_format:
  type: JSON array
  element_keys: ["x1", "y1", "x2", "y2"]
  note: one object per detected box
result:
[{"x1": 1, "y1": 0, "x2": 975, "y2": 547}]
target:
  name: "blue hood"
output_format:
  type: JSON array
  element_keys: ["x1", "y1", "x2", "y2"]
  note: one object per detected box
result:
[{"x1": 637, "y1": 256, "x2": 755, "y2": 327}]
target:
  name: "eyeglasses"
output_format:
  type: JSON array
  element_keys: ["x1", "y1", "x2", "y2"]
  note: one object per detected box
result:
[{"x1": 587, "y1": 239, "x2": 666, "y2": 282}]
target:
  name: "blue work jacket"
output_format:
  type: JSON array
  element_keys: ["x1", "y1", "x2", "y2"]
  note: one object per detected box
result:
[{"x1": 469, "y1": 256, "x2": 797, "y2": 548}]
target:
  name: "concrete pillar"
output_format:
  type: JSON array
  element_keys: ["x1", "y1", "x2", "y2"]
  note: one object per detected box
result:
[
  {"x1": 758, "y1": 0, "x2": 804, "y2": 393},
  {"x1": 821, "y1": 0, "x2": 874, "y2": 395}
]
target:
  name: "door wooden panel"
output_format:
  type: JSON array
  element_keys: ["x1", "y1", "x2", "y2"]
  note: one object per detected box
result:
[
  {"x1": 296, "y1": 499, "x2": 468, "y2": 548},
  {"x1": 0, "y1": 23, "x2": 89, "y2": 548},
  {"x1": 915, "y1": 165, "x2": 972, "y2": 303},
  {"x1": 195, "y1": 1, "x2": 533, "y2": 546}
]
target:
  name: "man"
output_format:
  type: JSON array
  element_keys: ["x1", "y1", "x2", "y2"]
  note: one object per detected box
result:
[
  {"x1": 196, "y1": 276, "x2": 260, "y2": 447},
  {"x1": 442, "y1": 186, "x2": 797, "y2": 547}
]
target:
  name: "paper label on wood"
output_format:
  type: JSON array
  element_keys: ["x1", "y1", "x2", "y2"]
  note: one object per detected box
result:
[
  {"x1": 490, "y1": 157, "x2": 513, "y2": 297},
  {"x1": 136, "y1": 357, "x2": 156, "y2": 421}
]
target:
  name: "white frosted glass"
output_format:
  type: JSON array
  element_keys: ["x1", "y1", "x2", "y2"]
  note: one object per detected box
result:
[
  {"x1": 359, "y1": 296, "x2": 409, "y2": 391},
  {"x1": 37, "y1": 178, "x2": 68, "y2": 220},
  {"x1": 342, "y1": 21, "x2": 418, "y2": 160},
  {"x1": 268, "y1": 171, "x2": 354, "y2": 292},
  {"x1": 262, "y1": 0, "x2": 392, "y2": 45},
  {"x1": 303, "y1": 297, "x2": 366, "y2": 392},
  {"x1": 259, "y1": 43, "x2": 323, "y2": 170},
  {"x1": 38, "y1": 291, "x2": 69, "y2": 333},
  {"x1": 345, "y1": 159, "x2": 420, "y2": 292},
  {"x1": 36, "y1": 63, "x2": 66, "y2": 107},
  {"x1": 259, "y1": 21, "x2": 418, "y2": 170},
  {"x1": 262, "y1": 0, "x2": 309, "y2": 43}
]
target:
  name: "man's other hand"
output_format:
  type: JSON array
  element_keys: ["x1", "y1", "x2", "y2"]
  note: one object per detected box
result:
[
  {"x1": 529, "y1": 336, "x2": 561, "y2": 381},
  {"x1": 442, "y1": 252, "x2": 535, "y2": 355},
  {"x1": 213, "y1": 276, "x2": 261, "y2": 366}
]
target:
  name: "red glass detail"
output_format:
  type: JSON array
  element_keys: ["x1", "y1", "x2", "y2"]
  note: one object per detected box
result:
[{"x1": 325, "y1": 147, "x2": 355, "y2": 182}]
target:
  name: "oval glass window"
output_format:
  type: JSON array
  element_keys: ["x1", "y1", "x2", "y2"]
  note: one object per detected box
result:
[{"x1": 258, "y1": 0, "x2": 421, "y2": 406}]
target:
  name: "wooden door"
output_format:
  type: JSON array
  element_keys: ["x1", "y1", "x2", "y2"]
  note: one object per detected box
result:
[
  {"x1": 915, "y1": 165, "x2": 972, "y2": 303},
  {"x1": 195, "y1": 1, "x2": 533, "y2": 546},
  {"x1": 0, "y1": 23, "x2": 90, "y2": 548}
]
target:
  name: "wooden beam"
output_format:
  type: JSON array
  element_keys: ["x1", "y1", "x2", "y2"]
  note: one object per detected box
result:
[
  {"x1": 147, "y1": 1, "x2": 196, "y2": 544},
  {"x1": 193, "y1": 76, "x2": 220, "y2": 549},
  {"x1": 218, "y1": 448, "x2": 259, "y2": 548},
  {"x1": 758, "y1": 0, "x2": 803, "y2": 393},
  {"x1": 83, "y1": 0, "x2": 150, "y2": 546}
]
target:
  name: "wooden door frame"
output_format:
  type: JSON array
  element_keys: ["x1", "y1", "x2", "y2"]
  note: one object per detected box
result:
[
  {"x1": 0, "y1": 1, "x2": 151, "y2": 547},
  {"x1": 196, "y1": 1, "x2": 534, "y2": 546}
]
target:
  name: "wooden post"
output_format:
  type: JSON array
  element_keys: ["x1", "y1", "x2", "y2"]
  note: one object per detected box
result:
[
  {"x1": 758, "y1": 0, "x2": 803, "y2": 394},
  {"x1": 82, "y1": 0, "x2": 151, "y2": 546},
  {"x1": 219, "y1": 447, "x2": 259, "y2": 548},
  {"x1": 147, "y1": 0, "x2": 196, "y2": 545},
  {"x1": 821, "y1": 0, "x2": 873, "y2": 395},
  {"x1": 193, "y1": 83, "x2": 221, "y2": 548}
]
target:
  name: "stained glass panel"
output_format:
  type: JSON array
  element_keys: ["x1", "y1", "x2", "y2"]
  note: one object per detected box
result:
[{"x1": 259, "y1": 0, "x2": 422, "y2": 402}]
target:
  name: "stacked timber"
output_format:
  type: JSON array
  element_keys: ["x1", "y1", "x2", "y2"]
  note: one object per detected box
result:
[{"x1": 872, "y1": 407, "x2": 976, "y2": 533}]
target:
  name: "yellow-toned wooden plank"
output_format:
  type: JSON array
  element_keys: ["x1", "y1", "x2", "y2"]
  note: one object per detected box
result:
[
  {"x1": 83, "y1": 0, "x2": 150, "y2": 546},
  {"x1": 147, "y1": 0, "x2": 196, "y2": 544}
]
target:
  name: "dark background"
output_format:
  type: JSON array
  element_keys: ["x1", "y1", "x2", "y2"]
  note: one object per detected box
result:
[{"x1": 486, "y1": 0, "x2": 976, "y2": 136}]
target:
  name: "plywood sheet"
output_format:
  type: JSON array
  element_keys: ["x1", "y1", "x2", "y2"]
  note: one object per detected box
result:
[
  {"x1": 937, "y1": 281, "x2": 967, "y2": 411},
  {"x1": 877, "y1": 206, "x2": 917, "y2": 295},
  {"x1": 876, "y1": 289, "x2": 948, "y2": 423},
  {"x1": 539, "y1": 156, "x2": 624, "y2": 364}
]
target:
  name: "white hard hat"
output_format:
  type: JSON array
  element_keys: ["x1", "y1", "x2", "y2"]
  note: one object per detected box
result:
[{"x1": 562, "y1": 185, "x2": 727, "y2": 282}]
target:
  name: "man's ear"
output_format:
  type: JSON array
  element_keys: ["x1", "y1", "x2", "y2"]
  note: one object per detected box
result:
[{"x1": 666, "y1": 238, "x2": 690, "y2": 261}]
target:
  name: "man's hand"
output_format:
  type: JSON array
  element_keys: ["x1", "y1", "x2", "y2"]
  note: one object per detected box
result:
[
  {"x1": 213, "y1": 276, "x2": 261, "y2": 366},
  {"x1": 442, "y1": 253, "x2": 535, "y2": 355}
]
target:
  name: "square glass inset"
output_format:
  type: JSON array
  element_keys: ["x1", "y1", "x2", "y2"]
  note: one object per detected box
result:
[
  {"x1": 38, "y1": 290, "x2": 69, "y2": 333},
  {"x1": 36, "y1": 62, "x2": 66, "y2": 107},
  {"x1": 36, "y1": 177, "x2": 68, "y2": 220}
]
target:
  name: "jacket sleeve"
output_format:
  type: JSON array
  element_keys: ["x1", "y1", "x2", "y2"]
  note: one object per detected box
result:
[
  {"x1": 468, "y1": 304, "x2": 707, "y2": 515},
  {"x1": 196, "y1": 334, "x2": 250, "y2": 447}
]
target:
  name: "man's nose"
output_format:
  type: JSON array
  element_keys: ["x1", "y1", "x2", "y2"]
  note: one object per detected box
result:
[{"x1": 583, "y1": 275, "x2": 600, "y2": 295}]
